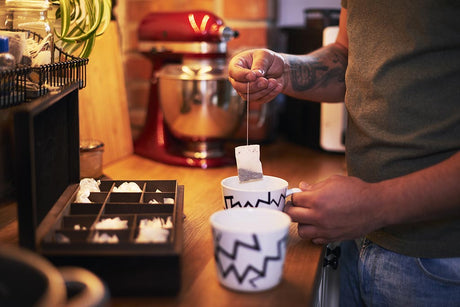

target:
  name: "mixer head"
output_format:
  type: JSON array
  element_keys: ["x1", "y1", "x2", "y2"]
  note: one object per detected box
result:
[{"x1": 137, "y1": 10, "x2": 239, "y2": 56}]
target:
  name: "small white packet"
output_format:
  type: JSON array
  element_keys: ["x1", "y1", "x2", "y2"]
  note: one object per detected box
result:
[{"x1": 235, "y1": 144, "x2": 263, "y2": 182}]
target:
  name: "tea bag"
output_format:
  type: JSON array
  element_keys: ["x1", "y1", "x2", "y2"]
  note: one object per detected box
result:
[
  {"x1": 236, "y1": 82, "x2": 264, "y2": 182},
  {"x1": 235, "y1": 144, "x2": 263, "y2": 182}
]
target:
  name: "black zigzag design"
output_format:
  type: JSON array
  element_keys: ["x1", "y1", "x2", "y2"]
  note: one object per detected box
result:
[
  {"x1": 213, "y1": 230, "x2": 288, "y2": 288},
  {"x1": 224, "y1": 191, "x2": 286, "y2": 209}
]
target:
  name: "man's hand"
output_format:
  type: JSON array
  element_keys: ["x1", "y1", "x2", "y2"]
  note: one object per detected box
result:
[
  {"x1": 228, "y1": 49, "x2": 286, "y2": 104},
  {"x1": 285, "y1": 175, "x2": 383, "y2": 245}
]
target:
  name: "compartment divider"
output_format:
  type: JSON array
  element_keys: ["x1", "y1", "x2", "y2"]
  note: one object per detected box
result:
[
  {"x1": 87, "y1": 188, "x2": 111, "y2": 242},
  {"x1": 130, "y1": 214, "x2": 140, "y2": 242}
]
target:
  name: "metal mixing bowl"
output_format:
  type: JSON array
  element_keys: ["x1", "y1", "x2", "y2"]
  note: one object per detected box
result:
[{"x1": 158, "y1": 62, "x2": 245, "y2": 158}]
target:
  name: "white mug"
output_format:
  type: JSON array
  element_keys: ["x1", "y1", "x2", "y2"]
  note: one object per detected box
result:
[
  {"x1": 210, "y1": 208, "x2": 291, "y2": 292},
  {"x1": 221, "y1": 175, "x2": 301, "y2": 211}
]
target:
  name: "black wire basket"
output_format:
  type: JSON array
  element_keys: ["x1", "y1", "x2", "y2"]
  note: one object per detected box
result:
[{"x1": 0, "y1": 29, "x2": 89, "y2": 109}]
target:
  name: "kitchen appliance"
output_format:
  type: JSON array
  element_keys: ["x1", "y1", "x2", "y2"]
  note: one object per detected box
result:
[
  {"x1": 281, "y1": 9, "x2": 345, "y2": 153},
  {"x1": 320, "y1": 26, "x2": 346, "y2": 153},
  {"x1": 134, "y1": 11, "x2": 243, "y2": 168}
]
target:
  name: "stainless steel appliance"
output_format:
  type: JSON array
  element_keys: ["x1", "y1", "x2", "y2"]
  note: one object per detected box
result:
[
  {"x1": 281, "y1": 9, "x2": 345, "y2": 153},
  {"x1": 134, "y1": 11, "x2": 243, "y2": 168}
]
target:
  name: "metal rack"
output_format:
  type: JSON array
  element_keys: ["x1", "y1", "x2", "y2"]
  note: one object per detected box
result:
[{"x1": 0, "y1": 29, "x2": 88, "y2": 109}]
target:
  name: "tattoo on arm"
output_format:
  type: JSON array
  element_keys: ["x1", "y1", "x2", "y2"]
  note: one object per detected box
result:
[{"x1": 289, "y1": 47, "x2": 347, "y2": 92}]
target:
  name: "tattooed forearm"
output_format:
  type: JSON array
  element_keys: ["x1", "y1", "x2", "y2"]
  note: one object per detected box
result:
[
  {"x1": 288, "y1": 46, "x2": 347, "y2": 93},
  {"x1": 289, "y1": 57, "x2": 328, "y2": 91}
]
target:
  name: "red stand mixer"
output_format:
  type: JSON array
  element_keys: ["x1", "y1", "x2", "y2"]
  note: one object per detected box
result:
[{"x1": 134, "y1": 11, "x2": 242, "y2": 168}]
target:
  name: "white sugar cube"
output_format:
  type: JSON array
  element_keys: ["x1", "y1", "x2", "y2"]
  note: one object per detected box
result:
[
  {"x1": 113, "y1": 182, "x2": 142, "y2": 192},
  {"x1": 95, "y1": 217, "x2": 128, "y2": 229}
]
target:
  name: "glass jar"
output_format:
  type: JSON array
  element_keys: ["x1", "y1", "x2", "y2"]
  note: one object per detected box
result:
[
  {"x1": 80, "y1": 139, "x2": 105, "y2": 179},
  {"x1": 4, "y1": 0, "x2": 54, "y2": 66}
]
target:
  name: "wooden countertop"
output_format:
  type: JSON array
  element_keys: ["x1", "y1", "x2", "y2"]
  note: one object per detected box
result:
[{"x1": 0, "y1": 139, "x2": 345, "y2": 307}]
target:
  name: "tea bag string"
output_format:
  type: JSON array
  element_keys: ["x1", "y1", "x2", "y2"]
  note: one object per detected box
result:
[{"x1": 246, "y1": 82, "x2": 250, "y2": 146}]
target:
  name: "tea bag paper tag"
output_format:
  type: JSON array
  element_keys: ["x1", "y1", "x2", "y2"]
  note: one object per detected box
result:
[{"x1": 235, "y1": 145, "x2": 263, "y2": 182}]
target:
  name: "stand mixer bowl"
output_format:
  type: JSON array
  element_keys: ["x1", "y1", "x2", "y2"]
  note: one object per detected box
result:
[{"x1": 158, "y1": 62, "x2": 245, "y2": 159}]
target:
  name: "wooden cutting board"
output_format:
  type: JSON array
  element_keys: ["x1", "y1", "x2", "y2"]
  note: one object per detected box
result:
[{"x1": 78, "y1": 21, "x2": 133, "y2": 166}]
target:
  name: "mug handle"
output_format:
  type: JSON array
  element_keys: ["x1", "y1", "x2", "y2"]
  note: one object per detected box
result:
[
  {"x1": 59, "y1": 266, "x2": 109, "y2": 307},
  {"x1": 286, "y1": 188, "x2": 302, "y2": 196}
]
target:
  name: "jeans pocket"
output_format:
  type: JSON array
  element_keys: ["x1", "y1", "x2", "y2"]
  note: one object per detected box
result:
[{"x1": 417, "y1": 257, "x2": 460, "y2": 284}]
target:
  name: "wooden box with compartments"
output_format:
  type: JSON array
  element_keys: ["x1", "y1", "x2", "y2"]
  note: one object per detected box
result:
[{"x1": 13, "y1": 85, "x2": 183, "y2": 296}]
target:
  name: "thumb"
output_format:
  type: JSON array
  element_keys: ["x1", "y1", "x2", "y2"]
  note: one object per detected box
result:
[{"x1": 251, "y1": 49, "x2": 277, "y2": 77}]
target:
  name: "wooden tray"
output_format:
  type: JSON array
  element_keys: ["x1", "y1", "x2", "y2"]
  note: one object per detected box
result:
[{"x1": 13, "y1": 86, "x2": 183, "y2": 296}]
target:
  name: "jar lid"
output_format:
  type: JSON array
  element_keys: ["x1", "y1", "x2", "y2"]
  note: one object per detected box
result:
[
  {"x1": 80, "y1": 139, "x2": 104, "y2": 152},
  {"x1": 5, "y1": 0, "x2": 50, "y2": 9},
  {"x1": 0, "y1": 37, "x2": 9, "y2": 53}
]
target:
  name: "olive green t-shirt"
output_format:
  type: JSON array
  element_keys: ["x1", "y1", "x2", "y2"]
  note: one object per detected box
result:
[{"x1": 342, "y1": 0, "x2": 460, "y2": 257}]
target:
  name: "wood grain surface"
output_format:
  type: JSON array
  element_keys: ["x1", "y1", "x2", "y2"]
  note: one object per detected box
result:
[
  {"x1": 103, "y1": 140, "x2": 346, "y2": 307},
  {"x1": 78, "y1": 21, "x2": 133, "y2": 166},
  {"x1": 0, "y1": 140, "x2": 346, "y2": 307}
]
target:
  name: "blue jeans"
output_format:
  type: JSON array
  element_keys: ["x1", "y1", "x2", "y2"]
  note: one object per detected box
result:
[{"x1": 339, "y1": 239, "x2": 460, "y2": 307}]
